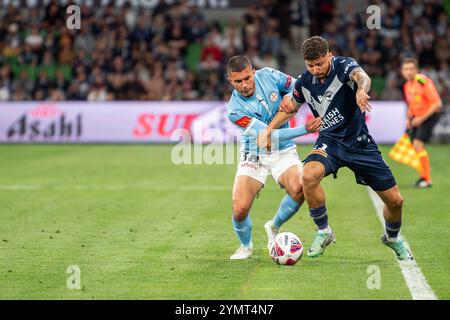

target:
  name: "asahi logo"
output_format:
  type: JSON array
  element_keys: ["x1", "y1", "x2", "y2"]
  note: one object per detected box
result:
[{"x1": 7, "y1": 105, "x2": 83, "y2": 141}]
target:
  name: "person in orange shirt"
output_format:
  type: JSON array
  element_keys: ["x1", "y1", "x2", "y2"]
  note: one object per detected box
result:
[{"x1": 401, "y1": 58, "x2": 443, "y2": 188}]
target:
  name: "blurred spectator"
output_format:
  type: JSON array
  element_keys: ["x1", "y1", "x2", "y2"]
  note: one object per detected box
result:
[
  {"x1": 290, "y1": 0, "x2": 310, "y2": 50},
  {"x1": 87, "y1": 75, "x2": 109, "y2": 101},
  {"x1": 199, "y1": 33, "x2": 222, "y2": 71},
  {"x1": 261, "y1": 18, "x2": 282, "y2": 57}
]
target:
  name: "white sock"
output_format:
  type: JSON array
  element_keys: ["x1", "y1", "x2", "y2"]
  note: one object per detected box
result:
[
  {"x1": 386, "y1": 234, "x2": 398, "y2": 243},
  {"x1": 242, "y1": 242, "x2": 253, "y2": 249},
  {"x1": 271, "y1": 220, "x2": 279, "y2": 231},
  {"x1": 318, "y1": 226, "x2": 331, "y2": 234}
]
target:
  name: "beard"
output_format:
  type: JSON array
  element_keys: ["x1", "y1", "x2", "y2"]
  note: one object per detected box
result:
[
  {"x1": 314, "y1": 61, "x2": 332, "y2": 80},
  {"x1": 315, "y1": 73, "x2": 328, "y2": 80}
]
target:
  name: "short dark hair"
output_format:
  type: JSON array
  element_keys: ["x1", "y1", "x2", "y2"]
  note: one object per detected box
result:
[
  {"x1": 302, "y1": 36, "x2": 329, "y2": 61},
  {"x1": 402, "y1": 57, "x2": 419, "y2": 68},
  {"x1": 227, "y1": 55, "x2": 252, "y2": 74}
]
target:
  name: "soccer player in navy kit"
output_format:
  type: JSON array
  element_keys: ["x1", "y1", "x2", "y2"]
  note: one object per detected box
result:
[{"x1": 264, "y1": 36, "x2": 413, "y2": 260}]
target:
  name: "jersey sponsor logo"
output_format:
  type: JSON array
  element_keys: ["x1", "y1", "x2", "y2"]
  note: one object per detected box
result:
[
  {"x1": 270, "y1": 92, "x2": 278, "y2": 102},
  {"x1": 235, "y1": 116, "x2": 252, "y2": 128},
  {"x1": 284, "y1": 75, "x2": 292, "y2": 89},
  {"x1": 240, "y1": 161, "x2": 258, "y2": 170},
  {"x1": 321, "y1": 107, "x2": 344, "y2": 131}
]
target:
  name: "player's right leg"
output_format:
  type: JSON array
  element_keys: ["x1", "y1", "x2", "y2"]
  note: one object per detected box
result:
[
  {"x1": 302, "y1": 159, "x2": 336, "y2": 258},
  {"x1": 230, "y1": 175, "x2": 264, "y2": 260},
  {"x1": 347, "y1": 144, "x2": 413, "y2": 261},
  {"x1": 376, "y1": 186, "x2": 413, "y2": 261}
]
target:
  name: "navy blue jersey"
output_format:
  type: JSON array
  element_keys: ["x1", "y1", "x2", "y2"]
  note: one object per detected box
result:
[{"x1": 293, "y1": 56, "x2": 371, "y2": 150}]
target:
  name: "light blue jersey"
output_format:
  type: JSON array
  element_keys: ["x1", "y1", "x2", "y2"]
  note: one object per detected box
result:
[{"x1": 227, "y1": 67, "x2": 296, "y2": 154}]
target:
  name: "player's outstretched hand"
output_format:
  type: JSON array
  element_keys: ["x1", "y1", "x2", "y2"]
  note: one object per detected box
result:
[
  {"x1": 279, "y1": 95, "x2": 298, "y2": 114},
  {"x1": 306, "y1": 117, "x2": 322, "y2": 133},
  {"x1": 356, "y1": 89, "x2": 372, "y2": 113}
]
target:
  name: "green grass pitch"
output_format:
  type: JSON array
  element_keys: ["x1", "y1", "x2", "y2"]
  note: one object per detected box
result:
[{"x1": 0, "y1": 144, "x2": 449, "y2": 299}]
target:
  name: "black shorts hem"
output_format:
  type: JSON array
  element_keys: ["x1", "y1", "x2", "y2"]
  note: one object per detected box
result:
[
  {"x1": 303, "y1": 153, "x2": 336, "y2": 178},
  {"x1": 364, "y1": 178, "x2": 397, "y2": 192}
]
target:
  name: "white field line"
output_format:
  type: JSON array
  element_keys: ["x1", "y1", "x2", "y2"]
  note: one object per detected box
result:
[{"x1": 367, "y1": 187, "x2": 438, "y2": 300}]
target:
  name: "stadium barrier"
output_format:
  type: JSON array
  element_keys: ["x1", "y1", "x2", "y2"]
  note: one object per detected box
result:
[{"x1": 0, "y1": 101, "x2": 408, "y2": 144}]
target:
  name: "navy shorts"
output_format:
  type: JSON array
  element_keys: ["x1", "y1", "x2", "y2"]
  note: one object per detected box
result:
[{"x1": 304, "y1": 136, "x2": 396, "y2": 192}]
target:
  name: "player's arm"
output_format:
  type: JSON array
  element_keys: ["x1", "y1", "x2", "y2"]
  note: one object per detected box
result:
[
  {"x1": 246, "y1": 117, "x2": 321, "y2": 141},
  {"x1": 349, "y1": 67, "x2": 372, "y2": 113},
  {"x1": 228, "y1": 108, "x2": 253, "y2": 132}
]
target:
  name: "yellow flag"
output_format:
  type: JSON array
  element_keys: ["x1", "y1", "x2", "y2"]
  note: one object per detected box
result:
[{"x1": 388, "y1": 134, "x2": 422, "y2": 174}]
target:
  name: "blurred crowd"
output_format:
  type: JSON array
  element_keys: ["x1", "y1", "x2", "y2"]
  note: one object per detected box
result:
[
  {"x1": 319, "y1": 0, "x2": 450, "y2": 105},
  {"x1": 0, "y1": 0, "x2": 449, "y2": 105},
  {"x1": 0, "y1": 0, "x2": 289, "y2": 102}
]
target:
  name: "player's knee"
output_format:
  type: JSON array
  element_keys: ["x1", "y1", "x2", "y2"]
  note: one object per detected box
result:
[
  {"x1": 302, "y1": 168, "x2": 321, "y2": 188},
  {"x1": 388, "y1": 195, "x2": 404, "y2": 210},
  {"x1": 232, "y1": 200, "x2": 250, "y2": 221},
  {"x1": 287, "y1": 182, "x2": 303, "y2": 201}
]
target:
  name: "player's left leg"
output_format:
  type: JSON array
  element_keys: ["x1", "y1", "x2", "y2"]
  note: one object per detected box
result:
[
  {"x1": 263, "y1": 148, "x2": 305, "y2": 249},
  {"x1": 264, "y1": 164, "x2": 305, "y2": 249},
  {"x1": 230, "y1": 175, "x2": 264, "y2": 260},
  {"x1": 376, "y1": 186, "x2": 413, "y2": 261}
]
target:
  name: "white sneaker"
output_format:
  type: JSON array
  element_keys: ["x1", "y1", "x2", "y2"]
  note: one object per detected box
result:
[
  {"x1": 264, "y1": 220, "x2": 279, "y2": 250},
  {"x1": 229, "y1": 244, "x2": 253, "y2": 260}
]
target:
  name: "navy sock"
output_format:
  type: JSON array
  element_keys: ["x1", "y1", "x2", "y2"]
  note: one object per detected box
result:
[
  {"x1": 385, "y1": 220, "x2": 402, "y2": 239},
  {"x1": 309, "y1": 205, "x2": 328, "y2": 230}
]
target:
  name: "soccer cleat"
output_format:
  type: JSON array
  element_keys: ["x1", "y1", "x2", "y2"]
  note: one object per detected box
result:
[
  {"x1": 307, "y1": 230, "x2": 336, "y2": 258},
  {"x1": 381, "y1": 235, "x2": 414, "y2": 261},
  {"x1": 264, "y1": 220, "x2": 279, "y2": 250},
  {"x1": 414, "y1": 178, "x2": 432, "y2": 188},
  {"x1": 229, "y1": 244, "x2": 253, "y2": 260}
]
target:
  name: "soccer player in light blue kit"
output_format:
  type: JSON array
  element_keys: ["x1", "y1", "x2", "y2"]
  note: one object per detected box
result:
[{"x1": 226, "y1": 55, "x2": 321, "y2": 259}]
